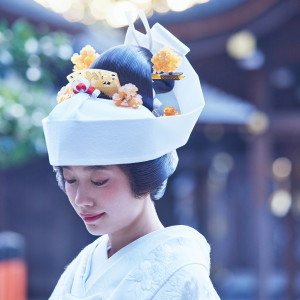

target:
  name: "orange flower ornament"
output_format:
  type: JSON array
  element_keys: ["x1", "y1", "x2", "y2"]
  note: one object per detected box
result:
[
  {"x1": 151, "y1": 46, "x2": 182, "y2": 74},
  {"x1": 57, "y1": 83, "x2": 73, "y2": 103},
  {"x1": 112, "y1": 84, "x2": 143, "y2": 109},
  {"x1": 71, "y1": 45, "x2": 100, "y2": 71},
  {"x1": 163, "y1": 106, "x2": 181, "y2": 116}
]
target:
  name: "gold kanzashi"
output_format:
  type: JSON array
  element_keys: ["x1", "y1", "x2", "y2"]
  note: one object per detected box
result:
[
  {"x1": 67, "y1": 69, "x2": 121, "y2": 97},
  {"x1": 152, "y1": 72, "x2": 185, "y2": 80}
]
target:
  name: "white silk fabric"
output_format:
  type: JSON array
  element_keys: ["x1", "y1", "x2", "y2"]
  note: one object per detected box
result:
[{"x1": 49, "y1": 225, "x2": 220, "y2": 300}]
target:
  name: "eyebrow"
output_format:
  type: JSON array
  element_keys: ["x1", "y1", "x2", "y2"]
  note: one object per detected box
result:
[{"x1": 62, "y1": 166, "x2": 109, "y2": 171}]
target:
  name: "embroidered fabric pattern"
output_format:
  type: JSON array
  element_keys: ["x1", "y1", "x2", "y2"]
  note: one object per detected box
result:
[
  {"x1": 124, "y1": 242, "x2": 217, "y2": 300},
  {"x1": 126, "y1": 243, "x2": 177, "y2": 298},
  {"x1": 152, "y1": 264, "x2": 218, "y2": 300}
]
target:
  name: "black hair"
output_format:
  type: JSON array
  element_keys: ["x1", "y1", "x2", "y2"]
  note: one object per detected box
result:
[
  {"x1": 89, "y1": 45, "x2": 174, "y2": 111},
  {"x1": 53, "y1": 151, "x2": 177, "y2": 201}
]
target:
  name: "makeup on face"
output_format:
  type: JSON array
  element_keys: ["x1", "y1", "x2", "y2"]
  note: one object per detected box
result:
[{"x1": 80, "y1": 213, "x2": 105, "y2": 223}]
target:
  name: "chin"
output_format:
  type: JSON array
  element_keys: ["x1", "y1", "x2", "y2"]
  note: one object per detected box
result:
[{"x1": 85, "y1": 224, "x2": 107, "y2": 236}]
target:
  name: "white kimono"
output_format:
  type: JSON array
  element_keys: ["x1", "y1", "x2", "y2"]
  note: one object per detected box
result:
[{"x1": 50, "y1": 225, "x2": 220, "y2": 299}]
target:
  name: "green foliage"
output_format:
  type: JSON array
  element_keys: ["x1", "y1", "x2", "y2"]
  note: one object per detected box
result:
[{"x1": 0, "y1": 19, "x2": 73, "y2": 169}]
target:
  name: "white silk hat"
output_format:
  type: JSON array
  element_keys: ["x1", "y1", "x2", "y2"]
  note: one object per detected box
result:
[{"x1": 42, "y1": 13, "x2": 205, "y2": 166}]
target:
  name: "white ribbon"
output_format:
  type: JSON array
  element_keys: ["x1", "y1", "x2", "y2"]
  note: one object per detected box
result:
[
  {"x1": 72, "y1": 76, "x2": 90, "y2": 93},
  {"x1": 125, "y1": 10, "x2": 153, "y2": 52}
]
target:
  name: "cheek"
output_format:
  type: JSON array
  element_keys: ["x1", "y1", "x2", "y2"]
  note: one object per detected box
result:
[
  {"x1": 102, "y1": 183, "x2": 136, "y2": 211},
  {"x1": 107, "y1": 189, "x2": 143, "y2": 221},
  {"x1": 65, "y1": 185, "x2": 76, "y2": 205}
]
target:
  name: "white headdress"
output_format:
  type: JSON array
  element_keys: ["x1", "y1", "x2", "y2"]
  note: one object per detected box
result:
[{"x1": 42, "y1": 12, "x2": 205, "y2": 166}]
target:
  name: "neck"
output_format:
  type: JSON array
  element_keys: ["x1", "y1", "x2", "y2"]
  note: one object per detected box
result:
[{"x1": 107, "y1": 196, "x2": 163, "y2": 258}]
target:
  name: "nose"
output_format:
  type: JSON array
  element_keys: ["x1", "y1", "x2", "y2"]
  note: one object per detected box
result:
[{"x1": 74, "y1": 184, "x2": 95, "y2": 207}]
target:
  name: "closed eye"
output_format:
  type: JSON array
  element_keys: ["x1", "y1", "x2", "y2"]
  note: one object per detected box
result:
[
  {"x1": 64, "y1": 179, "x2": 76, "y2": 184},
  {"x1": 92, "y1": 179, "x2": 109, "y2": 186},
  {"x1": 63, "y1": 178, "x2": 109, "y2": 186}
]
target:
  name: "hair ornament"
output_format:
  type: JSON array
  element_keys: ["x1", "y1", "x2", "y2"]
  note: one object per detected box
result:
[
  {"x1": 152, "y1": 72, "x2": 184, "y2": 80},
  {"x1": 67, "y1": 69, "x2": 120, "y2": 98},
  {"x1": 71, "y1": 45, "x2": 100, "y2": 71},
  {"x1": 56, "y1": 83, "x2": 73, "y2": 103},
  {"x1": 112, "y1": 83, "x2": 143, "y2": 109},
  {"x1": 43, "y1": 11, "x2": 205, "y2": 166},
  {"x1": 163, "y1": 106, "x2": 181, "y2": 116},
  {"x1": 151, "y1": 46, "x2": 184, "y2": 80},
  {"x1": 71, "y1": 76, "x2": 100, "y2": 98}
]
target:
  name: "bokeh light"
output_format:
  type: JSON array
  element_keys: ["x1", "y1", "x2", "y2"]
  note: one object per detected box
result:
[
  {"x1": 63, "y1": 1, "x2": 85, "y2": 23},
  {"x1": 26, "y1": 67, "x2": 42, "y2": 81},
  {"x1": 0, "y1": 50, "x2": 13, "y2": 65},
  {"x1": 32, "y1": 0, "x2": 210, "y2": 27},
  {"x1": 246, "y1": 111, "x2": 269, "y2": 135},
  {"x1": 27, "y1": 55, "x2": 41, "y2": 67},
  {"x1": 39, "y1": 36, "x2": 55, "y2": 56},
  {"x1": 106, "y1": 1, "x2": 138, "y2": 28},
  {"x1": 58, "y1": 44, "x2": 73, "y2": 60},
  {"x1": 237, "y1": 49, "x2": 265, "y2": 70},
  {"x1": 270, "y1": 189, "x2": 292, "y2": 217},
  {"x1": 153, "y1": 0, "x2": 170, "y2": 13},
  {"x1": 167, "y1": 0, "x2": 192, "y2": 12},
  {"x1": 269, "y1": 68, "x2": 295, "y2": 89},
  {"x1": 6, "y1": 104, "x2": 26, "y2": 119},
  {"x1": 213, "y1": 152, "x2": 234, "y2": 175},
  {"x1": 90, "y1": 0, "x2": 111, "y2": 20},
  {"x1": 47, "y1": 0, "x2": 72, "y2": 13},
  {"x1": 227, "y1": 31, "x2": 256, "y2": 60},
  {"x1": 208, "y1": 152, "x2": 234, "y2": 186},
  {"x1": 272, "y1": 157, "x2": 292, "y2": 180},
  {"x1": 24, "y1": 38, "x2": 39, "y2": 54}
]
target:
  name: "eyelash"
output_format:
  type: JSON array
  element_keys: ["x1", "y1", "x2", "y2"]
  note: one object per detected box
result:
[
  {"x1": 64, "y1": 179, "x2": 109, "y2": 186},
  {"x1": 93, "y1": 179, "x2": 109, "y2": 186}
]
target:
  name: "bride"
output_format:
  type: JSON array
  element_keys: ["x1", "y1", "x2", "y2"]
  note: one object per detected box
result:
[{"x1": 42, "y1": 12, "x2": 220, "y2": 300}]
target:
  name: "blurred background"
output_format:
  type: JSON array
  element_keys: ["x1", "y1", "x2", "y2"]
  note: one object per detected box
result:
[{"x1": 0, "y1": 0, "x2": 299, "y2": 299}]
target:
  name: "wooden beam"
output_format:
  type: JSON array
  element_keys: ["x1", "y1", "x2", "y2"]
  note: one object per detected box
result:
[
  {"x1": 165, "y1": 0, "x2": 282, "y2": 41},
  {"x1": 143, "y1": 0, "x2": 299, "y2": 59}
]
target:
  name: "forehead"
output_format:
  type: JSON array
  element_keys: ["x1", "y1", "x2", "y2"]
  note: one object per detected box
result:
[{"x1": 62, "y1": 166, "x2": 112, "y2": 172}]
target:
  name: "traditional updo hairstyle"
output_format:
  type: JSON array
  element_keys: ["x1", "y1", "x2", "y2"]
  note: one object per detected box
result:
[{"x1": 53, "y1": 45, "x2": 177, "y2": 200}]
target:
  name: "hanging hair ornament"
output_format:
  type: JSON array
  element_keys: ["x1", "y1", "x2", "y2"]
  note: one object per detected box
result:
[
  {"x1": 151, "y1": 46, "x2": 184, "y2": 80},
  {"x1": 72, "y1": 76, "x2": 101, "y2": 98},
  {"x1": 112, "y1": 83, "x2": 143, "y2": 109}
]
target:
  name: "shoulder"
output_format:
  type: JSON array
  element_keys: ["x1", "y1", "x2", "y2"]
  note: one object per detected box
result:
[
  {"x1": 122, "y1": 228, "x2": 216, "y2": 299},
  {"x1": 158, "y1": 225, "x2": 212, "y2": 272},
  {"x1": 163, "y1": 225, "x2": 211, "y2": 250},
  {"x1": 50, "y1": 235, "x2": 106, "y2": 298},
  {"x1": 153, "y1": 264, "x2": 220, "y2": 300}
]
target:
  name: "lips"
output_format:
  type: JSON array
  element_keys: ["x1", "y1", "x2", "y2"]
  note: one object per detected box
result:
[{"x1": 80, "y1": 213, "x2": 105, "y2": 223}]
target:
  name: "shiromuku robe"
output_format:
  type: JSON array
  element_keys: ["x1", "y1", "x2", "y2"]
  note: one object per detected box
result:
[{"x1": 50, "y1": 225, "x2": 221, "y2": 299}]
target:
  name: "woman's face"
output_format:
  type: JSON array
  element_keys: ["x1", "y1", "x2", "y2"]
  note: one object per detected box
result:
[{"x1": 62, "y1": 165, "x2": 146, "y2": 236}]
